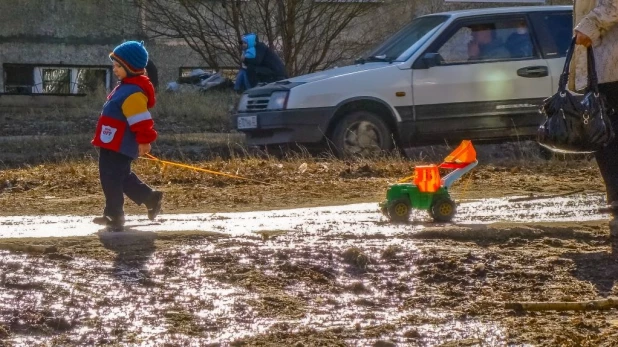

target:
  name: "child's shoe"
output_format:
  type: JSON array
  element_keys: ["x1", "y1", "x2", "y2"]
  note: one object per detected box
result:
[
  {"x1": 145, "y1": 191, "x2": 163, "y2": 220},
  {"x1": 93, "y1": 215, "x2": 125, "y2": 232}
]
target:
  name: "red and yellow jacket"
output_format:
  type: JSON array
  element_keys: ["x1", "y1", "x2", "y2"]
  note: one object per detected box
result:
[{"x1": 92, "y1": 76, "x2": 157, "y2": 158}]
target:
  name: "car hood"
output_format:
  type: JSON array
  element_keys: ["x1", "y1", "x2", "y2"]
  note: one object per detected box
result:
[
  {"x1": 245, "y1": 62, "x2": 402, "y2": 97},
  {"x1": 287, "y1": 62, "x2": 402, "y2": 84}
]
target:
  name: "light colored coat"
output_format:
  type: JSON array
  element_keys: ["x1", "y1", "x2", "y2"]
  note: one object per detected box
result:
[{"x1": 569, "y1": 0, "x2": 618, "y2": 92}]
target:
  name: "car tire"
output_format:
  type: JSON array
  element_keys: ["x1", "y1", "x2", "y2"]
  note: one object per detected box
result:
[{"x1": 331, "y1": 111, "x2": 394, "y2": 157}]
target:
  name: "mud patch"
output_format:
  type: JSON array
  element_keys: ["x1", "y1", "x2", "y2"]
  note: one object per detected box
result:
[
  {"x1": 0, "y1": 192, "x2": 609, "y2": 239},
  {"x1": 0, "y1": 159, "x2": 604, "y2": 218},
  {"x1": 3, "y1": 222, "x2": 617, "y2": 345}
]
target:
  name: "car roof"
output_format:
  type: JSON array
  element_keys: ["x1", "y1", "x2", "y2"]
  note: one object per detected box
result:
[{"x1": 429, "y1": 5, "x2": 572, "y2": 19}]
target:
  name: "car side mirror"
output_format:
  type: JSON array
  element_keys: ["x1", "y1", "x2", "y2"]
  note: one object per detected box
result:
[{"x1": 422, "y1": 53, "x2": 442, "y2": 68}]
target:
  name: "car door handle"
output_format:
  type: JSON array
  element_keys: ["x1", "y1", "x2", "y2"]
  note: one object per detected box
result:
[{"x1": 517, "y1": 66, "x2": 548, "y2": 78}]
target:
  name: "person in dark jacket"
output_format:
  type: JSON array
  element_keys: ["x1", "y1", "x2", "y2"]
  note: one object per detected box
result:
[
  {"x1": 234, "y1": 33, "x2": 287, "y2": 92},
  {"x1": 233, "y1": 34, "x2": 255, "y2": 92}
]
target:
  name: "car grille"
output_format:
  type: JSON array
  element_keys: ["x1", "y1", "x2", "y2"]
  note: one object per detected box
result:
[{"x1": 246, "y1": 96, "x2": 269, "y2": 112}]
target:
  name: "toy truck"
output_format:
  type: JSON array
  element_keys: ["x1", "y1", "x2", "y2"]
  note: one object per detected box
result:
[{"x1": 380, "y1": 140, "x2": 478, "y2": 223}]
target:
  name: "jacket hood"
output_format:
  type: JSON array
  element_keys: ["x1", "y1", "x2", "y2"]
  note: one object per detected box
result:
[
  {"x1": 122, "y1": 75, "x2": 156, "y2": 108},
  {"x1": 243, "y1": 33, "x2": 257, "y2": 49}
]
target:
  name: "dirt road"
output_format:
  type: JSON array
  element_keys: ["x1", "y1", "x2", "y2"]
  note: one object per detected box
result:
[{"x1": 1, "y1": 158, "x2": 617, "y2": 346}]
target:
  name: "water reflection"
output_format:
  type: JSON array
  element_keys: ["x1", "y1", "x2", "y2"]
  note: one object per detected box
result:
[
  {"x1": 0, "y1": 193, "x2": 608, "y2": 239},
  {"x1": 0, "y1": 234, "x2": 508, "y2": 345}
]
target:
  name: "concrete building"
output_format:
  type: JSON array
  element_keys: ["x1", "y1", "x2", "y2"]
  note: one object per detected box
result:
[{"x1": 0, "y1": 0, "x2": 206, "y2": 95}]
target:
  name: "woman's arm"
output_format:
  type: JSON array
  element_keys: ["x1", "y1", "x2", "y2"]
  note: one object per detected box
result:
[{"x1": 575, "y1": 0, "x2": 618, "y2": 44}]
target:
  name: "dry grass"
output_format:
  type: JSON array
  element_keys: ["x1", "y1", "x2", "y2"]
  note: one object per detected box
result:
[
  {"x1": 153, "y1": 91, "x2": 240, "y2": 133},
  {"x1": 0, "y1": 145, "x2": 603, "y2": 216},
  {"x1": 0, "y1": 90, "x2": 239, "y2": 137},
  {"x1": 0, "y1": 132, "x2": 246, "y2": 167}
]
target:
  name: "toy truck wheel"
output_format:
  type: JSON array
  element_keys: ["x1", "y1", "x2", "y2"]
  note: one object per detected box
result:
[
  {"x1": 388, "y1": 198, "x2": 411, "y2": 223},
  {"x1": 430, "y1": 198, "x2": 456, "y2": 222}
]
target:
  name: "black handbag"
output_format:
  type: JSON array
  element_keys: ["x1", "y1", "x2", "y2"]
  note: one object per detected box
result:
[{"x1": 538, "y1": 38, "x2": 615, "y2": 153}]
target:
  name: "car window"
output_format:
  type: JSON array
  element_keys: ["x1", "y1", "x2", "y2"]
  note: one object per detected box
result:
[
  {"x1": 529, "y1": 12, "x2": 572, "y2": 58},
  {"x1": 366, "y1": 15, "x2": 448, "y2": 62},
  {"x1": 437, "y1": 19, "x2": 535, "y2": 64}
]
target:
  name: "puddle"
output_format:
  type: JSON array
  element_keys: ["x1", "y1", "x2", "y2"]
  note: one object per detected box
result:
[
  {"x1": 0, "y1": 193, "x2": 607, "y2": 239},
  {"x1": 0, "y1": 193, "x2": 615, "y2": 345},
  {"x1": 0, "y1": 233, "x2": 512, "y2": 346}
]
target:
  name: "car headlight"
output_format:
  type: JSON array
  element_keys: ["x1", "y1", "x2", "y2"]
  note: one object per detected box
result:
[
  {"x1": 237, "y1": 94, "x2": 249, "y2": 112},
  {"x1": 267, "y1": 91, "x2": 289, "y2": 110}
]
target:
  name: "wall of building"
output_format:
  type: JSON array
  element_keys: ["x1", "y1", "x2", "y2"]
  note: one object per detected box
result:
[
  {"x1": 0, "y1": 0, "x2": 206, "y2": 92},
  {"x1": 0, "y1": 0, "x2": 572, "y2": 93}
]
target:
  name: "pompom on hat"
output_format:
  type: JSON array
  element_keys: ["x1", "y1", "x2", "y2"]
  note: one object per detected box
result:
[{"x1": 109, "y1": 40, "x2": 149, "y2": 75}]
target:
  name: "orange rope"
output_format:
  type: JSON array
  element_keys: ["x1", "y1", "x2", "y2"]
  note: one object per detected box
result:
[
  {"x1": 397, "y1": 174, "x2": 416, "y2": 183},
  {"x1": 141, "y1": 153, "x2": 273, "y2": 186},
  {"x1": 455, "y1": 171, "x2": 474, "y2": 202}
]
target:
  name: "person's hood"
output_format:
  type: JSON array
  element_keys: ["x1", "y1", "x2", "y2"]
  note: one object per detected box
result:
[
  {"x1": 121, "y1": 75, "x2": 156, "y2": 108},
  {"x1": 243, "y1": 33, "x2": 257, "y2": 49},
  {"x1": 242, "y1": 33, "x2": 258, "y2": 59}
]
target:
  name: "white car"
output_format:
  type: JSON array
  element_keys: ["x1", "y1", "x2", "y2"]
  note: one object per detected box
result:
[{"x1": 234, "y1": 6, "x2": 573, "y2": 155}]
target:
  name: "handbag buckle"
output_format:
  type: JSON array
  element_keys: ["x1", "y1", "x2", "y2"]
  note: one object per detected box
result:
[{"x1": 583, "y1": 112, "x2": 590, "y2": 125}]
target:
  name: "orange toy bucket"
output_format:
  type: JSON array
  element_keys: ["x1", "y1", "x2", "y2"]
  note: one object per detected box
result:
[
  {"x1": 444, "y1": 140, "x2": 476, "y2": 164},
  {"x1": 413, "y1": 165, "x2": 441, "y2": 193}
]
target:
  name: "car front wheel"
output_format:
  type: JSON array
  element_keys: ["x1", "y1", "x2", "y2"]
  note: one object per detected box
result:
[{"x1": 331, "y1": 111, "x2": 394, "y2": 157}]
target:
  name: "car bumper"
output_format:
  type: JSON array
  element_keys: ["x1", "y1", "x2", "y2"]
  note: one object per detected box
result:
[{"x1": 233, "y1": 108, "x2": 333, "y2": 146}]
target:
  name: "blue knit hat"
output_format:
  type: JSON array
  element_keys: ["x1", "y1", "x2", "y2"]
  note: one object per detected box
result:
[{"x1": 109, "y1": 40, "x2": 149, "y2": 75}]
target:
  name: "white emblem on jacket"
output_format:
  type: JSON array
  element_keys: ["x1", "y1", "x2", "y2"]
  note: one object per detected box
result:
[{"x1": 100, "y1": 125, "x2": 117, "y2": 144}]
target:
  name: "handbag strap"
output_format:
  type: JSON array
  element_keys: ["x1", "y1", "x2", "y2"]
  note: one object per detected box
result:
[
  {"x1": 558, "y1": 37, "x2": 600, "y2": 94},
  {"x1": 586, "y1": 46, "x2": 600, "y2": 94},
  {"x1": 558, "y1": 37, "x2": 577, "y2": 93}
]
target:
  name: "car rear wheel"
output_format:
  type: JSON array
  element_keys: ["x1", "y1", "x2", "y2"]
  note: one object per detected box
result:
[{"x1": 331, "y1": 111, "x2": 394, "y2": 157}]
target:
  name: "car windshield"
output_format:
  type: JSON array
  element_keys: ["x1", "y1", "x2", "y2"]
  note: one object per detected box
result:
[{"x1": 365, "y1": 15, "x2": 449, "y2": 62}]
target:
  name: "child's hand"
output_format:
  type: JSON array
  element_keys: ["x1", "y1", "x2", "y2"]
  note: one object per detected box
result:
[{"x1": 139, "y1": 143, "x2": 151, "y2": 156}]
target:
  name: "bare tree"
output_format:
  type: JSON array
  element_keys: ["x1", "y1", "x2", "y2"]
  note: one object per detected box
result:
[
  {"x1": 113, "y1": 0, "x2": 389, "y2": 76},
  {"x1": 110, "y1": 0, "x2": 567, "y2": 77}
]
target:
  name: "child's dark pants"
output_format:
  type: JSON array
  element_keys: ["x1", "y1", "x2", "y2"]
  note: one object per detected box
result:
[{"x1": 99, "y1": 148, "x2": 154, "y2": 217}]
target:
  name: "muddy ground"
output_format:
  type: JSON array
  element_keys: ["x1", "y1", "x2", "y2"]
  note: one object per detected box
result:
[
  {"x1": 0, "y1": 154, "x2": 605, "y2": 217},
  {"x1": 1, "y1": 157, "x2": 618, "y2": 346}
]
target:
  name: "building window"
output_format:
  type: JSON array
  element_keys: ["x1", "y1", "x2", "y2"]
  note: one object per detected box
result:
[
  {"x1": 3, "y1": 64, "x2": 111, "y2": 95},
  {"x1": 75, "y1": 68, "x2": 109, "y2": 94},
  {"x1": 4, "y1": 65, "x2": 34, "y2": 94},
  {"x1": 42, "y1": 68, "x2": 71, "y2": 94}
]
